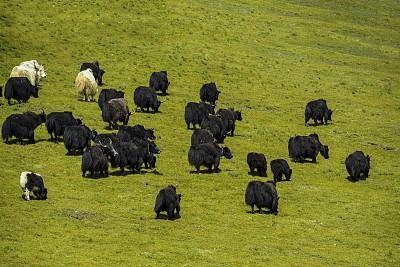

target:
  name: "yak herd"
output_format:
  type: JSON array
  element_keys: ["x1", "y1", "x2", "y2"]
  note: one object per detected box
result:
[{"x1": 2, "y1": 59, "x2": 371, "y2": 220}]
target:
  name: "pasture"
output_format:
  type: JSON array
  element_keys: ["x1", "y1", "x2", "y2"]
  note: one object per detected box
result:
[{"x1": 0, "y1": 0, "x2": 399, "y2": 266}]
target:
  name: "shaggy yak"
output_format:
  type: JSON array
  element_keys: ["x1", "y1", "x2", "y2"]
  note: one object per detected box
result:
[
  {"x1": 245, "y1": 180, "x2": 278, "y2": 215},
  {"x1": 75, "y1": 69, "x2": 98, "y2": 102},
  {"x1": 154, "y1": 185, "x2": 181, "y2": 220},
  {"x1": 10, "y1": 60, "x2": 46, "y2": 86}
]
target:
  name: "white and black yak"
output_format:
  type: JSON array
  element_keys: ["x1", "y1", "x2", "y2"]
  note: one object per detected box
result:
[
  {"x1": 45, "y1": 111, "x2": 82, "y2": 143},
  {"x1": 184, "y1": 101, "x2": 215, "y2": 129},
  {"x1": 345, "y1": 151, "x2": 371, "y2": 181},
  {"x1": 154, "y1": 185, "x2": 181, "y2": 220},
  {"x1": 288, "y1": 133, "x2": 329, "y2": 163},
  {"x1": 133, "y1": 86, "x2": 161, "y2": 113},
  {"x1": 305, "y1": 99, "x2": 333, "y2": 126},
  {"x1": 101, "y1": 98, "x2": 131, "y2": 129},
  {"x1": 80, "y1": 61, "x2": 105, "y2": 85},
  {"x1": 10, "y1": 60, "x2": 46, "y2": 86},
  {"x1": 188, "y1": 142, "x2": 233, "y2": 173},
  {"x1": 2, "y1": 110, "x2": 46, "y2": 144},
  {"x1": 200, "y1": 82, "x2": 220, "y2": 104},
  {"x1": 75, "y1": 69, "x2": 98, "y2": 102},
  {"x1": 245, "y1": 180, "x2": 278, "y2": 215},
  {"x1": 270, "y1": 159, "x2": 292, "y2": 183},
  {"x1": 63, "y1": 125, "x2": 97, "y2": 155},
  {"x1": 216, "y1": 108, "x2": 242, "y2": 136},
  {"x1": 4, "y1": 77, "x2": 39, "y2": 105},
  {"x1": 20, "y1": 171, "x2": 47, "y2": 201},
  {"x1": 149, "y1": 71, "x2": 170, "y2": 95}
]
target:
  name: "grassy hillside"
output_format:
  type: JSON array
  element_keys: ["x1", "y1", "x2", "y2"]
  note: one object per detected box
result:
[{"x1": 0, "y1": 0, "x2": 399, "y2": 266}]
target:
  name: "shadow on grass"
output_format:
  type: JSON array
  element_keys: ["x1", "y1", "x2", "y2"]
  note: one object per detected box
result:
[
  {"x1": 246, "y1": 210, "x2": 277, "y2": 215},
  {"x1": 346, "y1": 176, "x2": 367, "y2": 183},
  {"x1": 155, "y1": 214, "x2": 181, "y2": 221},
  {"x1": 189, "y1": 169, "x2": 221, "y2": 174},
  {"x1": 109, "y1": 169, "x2": 163, "y2": 176},
  {"x1": 290, "y1": 159, "x2": 317, "y2": 164},
  {"x1": 4, "y1": 138, "x2": 49, "y2": 145}
]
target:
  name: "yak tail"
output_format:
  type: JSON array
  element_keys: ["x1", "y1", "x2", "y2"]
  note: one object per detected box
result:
[
  {"x1": 188, "y1": 147, "x2": 202, "y2": 166},
  {"x1": 244, "y1": 182, "x2": 255, "y2": 205},
  {"x1": 81, "y1": 148, "x2": 93, "y2": 172},
  {"x1": 4, "y1": 78, "x2": 13, "y2": 100},
  {"x1": 1, "y1": 117, "x2": 11, "y2": 140},
  {"x1": 154, "y1": 194, "x2": 165, "y2": 213}
]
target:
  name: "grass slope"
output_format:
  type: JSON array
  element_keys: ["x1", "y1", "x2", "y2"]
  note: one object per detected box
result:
[{"x1": 0, "y1": 0, "x2": 399, "y2": 266}]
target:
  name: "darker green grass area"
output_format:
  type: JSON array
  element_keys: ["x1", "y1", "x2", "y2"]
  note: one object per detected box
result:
[{"x1": 0, "y1": 0, "x2": 399, "y2": 266}]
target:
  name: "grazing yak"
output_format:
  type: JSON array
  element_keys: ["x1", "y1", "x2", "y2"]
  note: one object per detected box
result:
[
  {"x1": 216, "y1": 108, "x2": 242, "y2": 136},
  {"x1": 10, "y1": 60, "x2": 46, "y2": 86},
  {"x1": 80, "y1": 61, "x2": 105, "y2": 85},
  {"x1": 110, "y1": 141, "x2": 145, "y2": 175},
  {"x1": 20, "y1": 171, "x2": 47, "y2": 201},
  {"x1": 130, "y1": 137, "x2": 161, "y2": 169},
  {"x1": 247, "y1": 152, "x2": 267, "y2": 177},
  {"x1": 75, "y1": 69, "x2": 98, "y2": 102},
  {"x1": 149, "y1": 71, "x2": 170, "y2": 95},
  {"x1": 305, "y1": 99, "x2": 333, "y2": 125},
  {"x1": 288, "y1": 133, "x2": 329, "y2": 163},
  {"x1": 133, "y1": 86, "x2": 161, "y2": 113},
  {"x1": 117, "y1": 125, "x2": 155, "y2": 142},
  {"x1": 101, "y1": 98, "x2": 131, "y2": 129},
  {"x1": 2, "y1": 110, "x2": 46, "y2": 144},
  {"x1": 81, "y1": 139, "x2": 118, "y2": 178},
  {"x1": 4, "y1": 77, "x2": 39, "y2": 105},
  {"x1": 184, "y1": 101, "x2": 215, "y2": 129},
  {"x1": 98, "y1": 88, "x2": 125, "y2": 111},
  {"x1": 191, "y1": 129, "x2": 214, "y2": 146},
  {"x1": 188, "y1": 142, "x2": 233, "y2": 173},
  {"x1": 45, "y1": 111, "x2": 82, "y2": 143},
  {"x1": 64, "y1": 125, "x2": 97, "y2": 155},
  {"x1": 200, "y1": 82, "x2": 220, "y2": 104},
  {"x1": 270, "y1": 159, "x2": 292, "y2": 183},
  {"x1": 200, "y1": 114, "x2": 227, "y2": 143},
  {"x1": 154, "y1": 185, "x2": 181, "y2": 220},
  {"x1": 245, "y1": 180, "x2": 278, "y2": 215},
  {"x1": 94, "y1": 133, "x2": 119, "y2": 145},
  {"x1": 345, "y1": 151, "x2": 371, "y2": 181}
]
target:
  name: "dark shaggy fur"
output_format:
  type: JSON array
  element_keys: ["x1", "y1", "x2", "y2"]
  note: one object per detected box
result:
[
  {"x1": 216, "y1": 108, "x2": 242, "y2": 136},
  {"x1": 154, "y1": 185, "x2": 181, "y2": 220},
  {"x1": 270, "y1": 159, "x2": 292, "y2": 183},
  {"x1": 117, "y1": 125, "x2": 155, "y2": 142},
  {"x1": 81, "y1": 143, "x2": 118, "y2": 177},
  {"x1": 2, "y1": 111, "x2": 46, "y2": 144},
  {"x1": 45, "y1": 111, "x2": 82, "y2": 143},
  {"x1": 149, "y1": 71, "x2": 170, "y2": 95},
  {"x1": 245, "y1": 180, "x2": 278, "y2": 215},
  {"x1": 4, "y1": 77, "x2": 39, "y2": 105},
  {"x1": 305, "y1": 99, "x2": 333, "y2": 125},
  {"x1": 133, "y1": 86, "x2": 161, "y2": 113},
  {"x1": 288, "y1": 133, "x2": 329, "y2": 163},
  {"x1": 101, "y1": 98, "x2": 131, "y2": 129},
  {"x1": 98, "y1": 88, "x2": 125, "y2": 111},
  {"x1": 199, "y1": 82, "x2": 220, "y2": 104},
  {"x1": 247, "y1": 152, "x2": 267, "y2": 177},
  {"x1": 63, "y1": 125, "x2": 97, "y2": 155},
  {"x1": 188, "y1": 142, "x2": 233, "y2": 173},
  {"x1": 94, "y1": 133, "x2": 119, "y2": 145},
  {"x1": 110, "y1": 141, "x2": 144, "y2": 175},
  {"x1": 184, "y1": 102, "x2": 215, "y2": 129},
  {"x1": 200, "y1": 114, "x2": 227, "y2": 143},
  {"x1": 191, "y1": 129, "x2": 214, "y2": 146},
  {"x1": 345, "y1": 151, "x2": 370, "y2": 181}
]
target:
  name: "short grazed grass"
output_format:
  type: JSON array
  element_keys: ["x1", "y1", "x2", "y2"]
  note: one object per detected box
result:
[{"x1": 0, "y1": 0, "x2": 399, "y2": 266}]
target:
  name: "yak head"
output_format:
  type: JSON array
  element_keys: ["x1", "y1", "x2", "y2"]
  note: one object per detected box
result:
[
  {"x1": 326, "y1": 109, "x2": 333, "y2": 121},
  {"x1": 100, "y1": 138, "x2": 118, "y2": 159},
  {"x1": 98, "y1": 69, "x2": 105, "y2": 85},
  {"x1": 234, "y1": 110, "x2": 243, "y2": 121},
  {"x1": 75, "y1": 118, "x2": 83, "y2": 125},
  {"x1": 222, "y1": 146, "x2": 233, "y2": 159},
  {"x1": 145, "y1": 128, "x2": 156, "y2": 140},
  {"x1": 148, "y1": 141, "x2": 161, "y2": 154},
  {"x1": 287, "y1": 168, "x2": 293, "y2": 180},
  {"x1": 38, "y1": 110, "x2": 46, "y2": 123},
  {"x1": 35, "y1": 64, "x2": 47, "y2": 81},
  {"x1": 320, "y1": 145, "x2": 329, "y2": 159}
]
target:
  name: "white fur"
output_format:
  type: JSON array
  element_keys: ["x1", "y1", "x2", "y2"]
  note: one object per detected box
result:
[
  {"x1": 75, "y1": 69, "x2": 98, "y2": 102},
  {"x1": 10, "y1": 60, "x2": 46, "y2": 86},
  {"x1": 20, "y1": 171, "x2": 42, "y2": 201}
]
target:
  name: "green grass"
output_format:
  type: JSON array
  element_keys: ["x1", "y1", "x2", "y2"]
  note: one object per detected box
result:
[{"x1": 0, "y1": 0, "x2": 399, "y2": 266}]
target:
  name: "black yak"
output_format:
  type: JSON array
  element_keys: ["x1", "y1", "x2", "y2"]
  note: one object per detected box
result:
[
  {"x1": 345, "y1": 151, "x2": 371, "y2": 181},
  {"x1": 270, "y1": 159, "x2": 292, "y2": 183},
  {"x1": 191, "y1": 129, "x2": 214, "y2": 146},
  {"x1": 80, "y1": 61, "x2": 105, "y2": 85},
  {"x1": 81, "y1": 139, "x2": 118, "y2": 178},
  {"x1": 154, "y1": 185, "x2": 181, "y2": 220},
  {"x1": 4, "y1": 77, "x2": 39, "y2": 105},
  {"x1": 216, "y1": 108, "x2": 242, "y2": 136},
  {"x1": 200, "y1": 114, "x2": 227, "y2": 143},
  {"x1": 101, "y1": 98, "x2": 131, "y2": 129},
  {"x1": 188, "y1": 142, "x2": 233, "y2": 173},
  {"x1": 94, "y1": 133, "x2": 119, "y2": 145},
  {"x1": 98, "y1": 88, "x2": 125, "y2": 111},
  {"x1": 130, "y1": 137, "x2": 161, "y2": 169},
  {"x1": 245, "y1": 180, "x2": 278, "y2": 215},
  {"x1": 45, "y1": 111, "x2": 82, "y2": 143},
  {"x1": 20, "y1": 171, "x2": 47, "y2": 201},
  {"x1": 305, "y1": 99, "x2": 333, "y2": 125},
  {"x1": 184, "y1": 101, "x2": 215, "y2": 129},
  {"x1": 288, "y1": 133, "x2": 329, "y2": 163},
  {"x1": 149, "y1": 71, "x2": 170, "y2": 95},
  {"x1": 117, "y1": 125, "x2": 155, "y2": 142},
  {"x1": 63, "y1": 125, "x2": 97, "y2": 155},
  {"x1": 200, "y1": 82, "x2": 220, "y2": 104},
  {"x1": 2, "y1": 110, "x2": 46, "y2": 144},
  {"x1": 109, "y1": 141, "x2": 144, "y2": 175},
  {"x1": 247, "y1": 152, "x2": 267, "y2": 177},
  {"x1": 133, "y1": 86, "x2": 161, "y2": 113}
]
